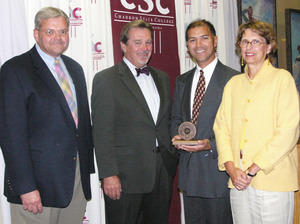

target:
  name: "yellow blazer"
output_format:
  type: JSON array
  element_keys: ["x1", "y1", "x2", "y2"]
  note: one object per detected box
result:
[{"x1": 214, "y1": 60, "x2": 299, "y2": 192}]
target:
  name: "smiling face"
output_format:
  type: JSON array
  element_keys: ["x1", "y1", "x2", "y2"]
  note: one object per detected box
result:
[
  {"x1": 121, "y1": 27, "x2": 152, "y2": 68},
  {"x1": 240, "y1": 29, "x2": 271, "y2": 68},
  {"x1": 186, "y1": 25, "x2": 217, "y2": 68},
  {"x1": 34, "y1": 16, "x2": 69, "y2": 58}
]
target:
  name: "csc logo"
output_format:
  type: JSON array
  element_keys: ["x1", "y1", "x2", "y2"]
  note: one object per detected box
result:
[
  {"x1": 93, "y1": 42, "x2": 102, "y2": 53},
  {"x1": 70, "y1": 7, "x2": 82, "y2": 19},
  {"x1": 121, "y1": 0, "x2": 170, "y2": 15}
]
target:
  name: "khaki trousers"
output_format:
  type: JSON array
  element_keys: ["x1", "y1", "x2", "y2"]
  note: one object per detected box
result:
[{"x1": 10, "y1": 154, "x2": 87, "y2": 224}]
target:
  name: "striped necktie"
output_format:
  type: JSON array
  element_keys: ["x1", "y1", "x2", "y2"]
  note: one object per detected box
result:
[
  {"x1": 55, "y1": 59, "x2": 78, "y2": 127},
  {"x1": 191, "y1": 70, "x2": 205, "y2": 124}
]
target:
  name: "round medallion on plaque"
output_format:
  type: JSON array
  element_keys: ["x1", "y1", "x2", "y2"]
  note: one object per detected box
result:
[{"x1": 178, "y1": 122, "x2": 196, "y2": 140}]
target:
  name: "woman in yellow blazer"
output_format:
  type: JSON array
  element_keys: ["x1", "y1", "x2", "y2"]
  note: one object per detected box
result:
[{"x1": 214, "y1": 20, "x2": 299, "y2": 224}]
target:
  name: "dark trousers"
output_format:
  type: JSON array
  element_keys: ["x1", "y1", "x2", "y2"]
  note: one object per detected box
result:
[
  {"x1": 104, "y1": 153, "x2": 172, "y2": 224},
  {"x1": 183, "y1": 192, "x2": 233, "y2": 224}
]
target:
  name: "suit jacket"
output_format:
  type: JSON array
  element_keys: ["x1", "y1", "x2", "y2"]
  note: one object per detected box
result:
[
  {"x1": 170, "y1": 60, "x2": 239, "y2": 198},
  {"x1": 91, "y1": 60, "x2": 178, "y2": 194},
  {"x1": 0, "y1": 46, "x2": 95, "y2": 207}
]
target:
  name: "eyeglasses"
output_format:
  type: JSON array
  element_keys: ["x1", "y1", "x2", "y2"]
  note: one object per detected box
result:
[
  {"x1": 239, "y1": 40, "x2": 266, "y2": 48},
  {"x1": 38, "y1": 29, "x2": 69, "y2": 37}
]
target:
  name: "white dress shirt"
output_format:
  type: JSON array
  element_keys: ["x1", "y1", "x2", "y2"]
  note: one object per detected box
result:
[
  {"x1": 123, "y1": 57, "x2": 160, "y2": 147},
  {"x1": 190, "y1": 58, "x2": 218, "y2": 118},
  {"x1": 123, "y1": 57, "x2": 160, "y2": 124}
]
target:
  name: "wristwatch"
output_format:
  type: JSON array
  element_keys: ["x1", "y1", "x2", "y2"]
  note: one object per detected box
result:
[{"x1": 246, "y1": 169, "x2": 257, "y2": 177}]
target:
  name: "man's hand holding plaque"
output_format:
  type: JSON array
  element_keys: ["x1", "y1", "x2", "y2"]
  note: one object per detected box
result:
[
  {"x1": 172, "y1": 121, "x2": 211, "y2": 152},
  {"x1": 173, "y1": 122, "x2": 198, "y2": 145}
]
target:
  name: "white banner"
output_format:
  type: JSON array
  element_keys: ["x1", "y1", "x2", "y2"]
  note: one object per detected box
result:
[{"x1": 175, "y1": 0, "x2": 239, "y2": 74}]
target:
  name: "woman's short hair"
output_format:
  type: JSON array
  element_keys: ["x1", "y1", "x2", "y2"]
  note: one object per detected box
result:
[{"x1": 235, "y1": 20, "x2": 277, "y2": 63}]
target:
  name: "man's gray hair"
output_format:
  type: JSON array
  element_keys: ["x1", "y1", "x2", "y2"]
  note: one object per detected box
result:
[{"x1": 34, "y1": 7, "x2": 69, "y2": 30}]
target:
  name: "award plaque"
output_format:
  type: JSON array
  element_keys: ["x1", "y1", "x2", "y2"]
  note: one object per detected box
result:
[{"x1": 173, "y1": 121, "x2": 199, "y2": 145}]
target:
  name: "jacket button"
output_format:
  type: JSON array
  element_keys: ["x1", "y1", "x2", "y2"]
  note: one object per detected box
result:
[{"x1": 153, "y1": 147, "x2": 160, "y2": 153}]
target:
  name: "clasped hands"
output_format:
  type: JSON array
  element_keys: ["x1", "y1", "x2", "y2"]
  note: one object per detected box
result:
[
  {"x1": 172, "y1": 135, "x2": 211, "y2": 152},
  {"x1": 225, "y1": 161, "x2": 258, "y2": 191},
  {"x1": 229, "y1": 167, "x2": 252, "y2": 191}
]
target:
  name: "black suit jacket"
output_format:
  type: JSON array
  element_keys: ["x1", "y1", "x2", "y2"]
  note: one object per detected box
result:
[
  {"x1": 0, "y1": 46, "x2": 94, "y2": 207},
  {"x1": 170, "y1": 61, "x2": 239, "y2": 198},
  {"x1": 91, "y1": 61, "x2": 178, "y2": 194}
]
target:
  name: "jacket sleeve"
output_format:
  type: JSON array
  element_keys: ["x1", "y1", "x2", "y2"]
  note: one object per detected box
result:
[
  {"x1": 170, "y1": 78, "x2": 184, "y2": 138},
  {"x1": 91, "y1": 73, "x2": 119, "y2": 179},
  {"x1": 213, "y1": 83, "x2": 235, "y2": 171},
  {"x1": 0, "y1": 63, "x2": 37, "y2": 196},
  {"x1": 252, "y1": 73, "x2": 300, "y2": 174}
]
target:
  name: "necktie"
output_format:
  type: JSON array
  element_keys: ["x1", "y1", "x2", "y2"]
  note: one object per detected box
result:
[
  {"x1": 136, "y1": 66, "x2": 150, "y2": 77},
  {"x1": 55, "y1": 59, "x2": 78, "y2": 127},
  {"x1": 191, "y1": 70, "x2": 205, "y2": 124}
]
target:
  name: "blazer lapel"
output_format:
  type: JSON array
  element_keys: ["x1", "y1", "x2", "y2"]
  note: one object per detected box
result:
[
  {"x1": 118, "y1": 62, "x2": 154, "y2": 122},
  {"x1": 183, "y1": 68, "x2": 196, "y2": 121},
  {"x1": 150, "y1": 68, "x2": 164, "y2": 126},
  {"x1": 196, "y1": 61, "x2": 228, "y2": 136},
  {"x1": 30, "y1": 48, "x2": 76, "y2": 127}
]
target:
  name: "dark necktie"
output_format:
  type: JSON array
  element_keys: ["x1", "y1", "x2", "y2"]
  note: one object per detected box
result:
[
  {"x1": 136, "y1": 66, "x2": 150, "y2": 77},
  {"x1": 191, "y1": 70, "x2": 205, "y2": 124}
]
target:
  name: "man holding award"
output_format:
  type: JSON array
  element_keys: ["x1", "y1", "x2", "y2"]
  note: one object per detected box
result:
[{"x1": 170, "y1": 19, "x2": 239, "y2": 224}]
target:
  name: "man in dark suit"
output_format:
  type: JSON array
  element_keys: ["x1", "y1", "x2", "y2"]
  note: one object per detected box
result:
[
  {"x1": 91, "y1": 20, "x2": 178, "y2": 224},
  {"x1": 171, "y1": 19, "x2": 239, "y2": 224},
  {"x1": 0, "y1": 7, "x2": 94, "y2": 224}
]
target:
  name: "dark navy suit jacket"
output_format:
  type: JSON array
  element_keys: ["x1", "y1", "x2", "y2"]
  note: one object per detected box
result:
[{"x1": 0, "y1": 46, "x2": 94, "y2": 207}]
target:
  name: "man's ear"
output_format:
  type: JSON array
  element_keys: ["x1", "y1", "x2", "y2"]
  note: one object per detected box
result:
[
  {"x1": 33, "y1": 29, "x2": 39, "y2": 43},
  {"x1": 120, "y1": 42, "x2": 127, "y2": 54}
]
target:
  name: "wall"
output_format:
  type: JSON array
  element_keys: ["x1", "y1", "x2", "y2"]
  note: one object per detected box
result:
[{"x1": 276, "y1": 0, "x2": 300, "y2": 69}]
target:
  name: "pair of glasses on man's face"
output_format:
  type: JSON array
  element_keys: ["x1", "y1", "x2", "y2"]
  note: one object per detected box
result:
[
  {"x1": 38, "y1": 29, "x2": 69, "y2": 37},
  {"x1": 239, "y1": 39, "x2": 266, "y2": 48}
]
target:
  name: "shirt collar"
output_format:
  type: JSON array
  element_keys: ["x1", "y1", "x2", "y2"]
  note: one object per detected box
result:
[
  {"x1": 244, "y1": 59, "x2": 274, "y2": 81},
  {"x1": 123, "y1": 57, "x2": 148, "y2": 76},
  {"x1": 195, "y1": 58, "x2": 218, "y2": 83},
  {"x1": 35, "y1": 44, "x2": 60, "y2": 65}
]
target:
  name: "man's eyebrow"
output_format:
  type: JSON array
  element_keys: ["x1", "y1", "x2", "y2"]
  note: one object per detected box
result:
[{"x1": 188, "y1": 34, "x2": 209, "y2": 40}]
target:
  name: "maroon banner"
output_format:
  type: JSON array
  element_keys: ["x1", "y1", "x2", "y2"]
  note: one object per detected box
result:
[{"x1": 110, "y1": 0, "x2": 180, "y2": 94}]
